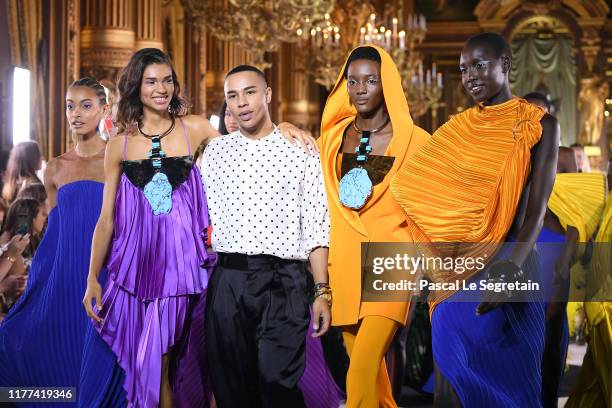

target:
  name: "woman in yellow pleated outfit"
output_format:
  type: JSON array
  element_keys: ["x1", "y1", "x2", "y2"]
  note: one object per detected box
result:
[
  {"x1": 318, "y1": 45, "x2": 429, "y2": 407},
  {"x1": 547, "y1": 171, "x2": 607, "y2": 333},
  {"x1": 538, "y1": 165, "x2": 606, "y2": 406},
  {"x1": 566, "y1": 188, "x2": 611, "y2": 407}
]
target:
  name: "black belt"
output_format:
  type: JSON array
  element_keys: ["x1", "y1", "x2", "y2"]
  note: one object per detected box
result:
[{"x1": 217, "y1": 252, "x2": 296, "y2": 271}]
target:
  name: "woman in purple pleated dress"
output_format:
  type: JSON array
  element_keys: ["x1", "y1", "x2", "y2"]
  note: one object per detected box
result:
[
  {"x1": 83, "y1": 48, "x2": 218, "y2": 408},
  {"x1": 82, "y1": 48, "x2": 322, "y2": 408}
]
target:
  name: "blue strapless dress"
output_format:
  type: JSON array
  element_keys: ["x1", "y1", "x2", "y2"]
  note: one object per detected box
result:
[{"x1": 0, "y1": 181, "x2": 105, "y2": 407}]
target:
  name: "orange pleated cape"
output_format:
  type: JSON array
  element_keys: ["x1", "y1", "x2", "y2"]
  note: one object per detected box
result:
[
  {"x1": 319, "y1": 45, "x2": 430, "y2": 326},
  {"x1": 390, "y1": 97, "x2": 545, "y2": 309}
]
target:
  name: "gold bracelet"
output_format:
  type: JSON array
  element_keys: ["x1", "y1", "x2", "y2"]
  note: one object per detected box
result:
[
  {"x1": 313, "y1": 289, "x2": 332, "y2": 307},
  {"x1": 313, "y1": 287, "x2": 332, "y2": 297}
]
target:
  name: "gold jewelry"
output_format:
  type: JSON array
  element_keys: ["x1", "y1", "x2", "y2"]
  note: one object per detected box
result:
[
  {"x1": 352, "y1": 116, "x2": 390, "y2": 134},
  {"x1": 313, "y1": 282, "x2": 331, "y2": 291},
  {"x1": 313, "y1": 284, "x2": 332, "y2": 307},
  {"x1": 314, "y1": 291, "x2": 332, "y2": 307},
  {"x1": 512, "y1": 119, "x2": 531, "y2": 140},
  {"x1": 2, "y1": 254, "x2": 16, "y2": 263}
]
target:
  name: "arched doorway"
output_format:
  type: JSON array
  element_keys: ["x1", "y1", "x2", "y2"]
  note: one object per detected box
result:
[
  {"x1": 508, "y1": 15, "x2": 577, "y2": 146},
  {"x1": 475, "y1": 0, "x2": 610, "y2": 167}
]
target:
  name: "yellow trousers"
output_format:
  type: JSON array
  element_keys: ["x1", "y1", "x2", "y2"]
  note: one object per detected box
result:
[
  {"x1": 342, "y1": 315, "x2": 399, "y2": 408},
  {"x1": 566, "y1": 304, "x2": 612, "y2": 407}
]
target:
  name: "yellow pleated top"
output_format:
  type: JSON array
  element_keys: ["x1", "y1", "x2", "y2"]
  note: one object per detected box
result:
[
  {"x1": 390, "y1": 97, "x2": 545, "y2": 308},
  {"x1": 319, "y1": 45, "x2": 430, "y2": 326},
  {"x1": 547, "y1": 172, "x2": 607, "y2": 243},
  {"x1": 585, "y1": 196, "x2": 612, "y2": 324}
]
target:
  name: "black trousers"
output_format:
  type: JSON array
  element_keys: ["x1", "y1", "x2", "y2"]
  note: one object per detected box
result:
[
  {"x1": 541, "y1": 304, "x2": 569, "y2": 408},
  {"x1": 205, "y1": 253, "x2": 309, "y2": 408}
]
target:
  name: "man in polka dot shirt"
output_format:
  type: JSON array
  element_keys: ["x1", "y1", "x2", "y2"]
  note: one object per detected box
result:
[{"x1": 201, "y1": 64, "x2": 332, "y2": 407}]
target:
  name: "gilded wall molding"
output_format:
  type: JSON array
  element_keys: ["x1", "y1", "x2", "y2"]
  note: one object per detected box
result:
[
  {"x1": 135, "y1": 0, "x2": 163, "y2": 50},
  {"x1": 80, "y1": 0, "x2": 136, "y2": 82},
  {"x1": 475, "y1": 0, "x2": 609, "y2": 20},
  {"x1": 81, "y1": 47, "x2": 134, "y2": 82}
]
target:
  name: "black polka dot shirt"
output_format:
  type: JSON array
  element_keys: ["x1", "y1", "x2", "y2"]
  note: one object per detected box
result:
[{"x1": 201, "y1": 127, "x2": 330, "y2": 260}]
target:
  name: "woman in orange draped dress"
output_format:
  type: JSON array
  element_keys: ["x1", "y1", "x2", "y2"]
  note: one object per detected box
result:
[{"x1": 391, "y1": 33, "x2": 559, "y2": 407}]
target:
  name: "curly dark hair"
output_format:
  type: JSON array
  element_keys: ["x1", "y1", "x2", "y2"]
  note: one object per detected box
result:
[
  {"x1": 218, "y1": 101, "x2": 230, "y2": 135},
  {"x1": 116, "y1": 48, "x2": 188, "y2": 129}
]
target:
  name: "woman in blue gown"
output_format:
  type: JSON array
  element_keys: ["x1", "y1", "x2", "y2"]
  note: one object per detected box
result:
[{"x1": 0, "y1": 78, "x2": 115, "y2": 405}]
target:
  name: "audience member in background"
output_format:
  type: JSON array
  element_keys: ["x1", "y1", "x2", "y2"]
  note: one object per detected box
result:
[
  {"x1": 0, "y1": 198, "x2": 46, "y2": 259},
  {"x1": 0, "y1": 200, "x2": 6, "y2": 232},
  {"x1": 2, "y1": 141, "x2": 43, "y2": 205},
  {"x1": 570, "y1": 143, "x2": 591, "y2": 173},
  {"x1": 0, "y1": 150, "x2": 10, "y2": 191},
  {"x1": 0, "y1": 233, "x2": 30, "y2": 322},
  {"x1": 0, "y1": 150, "x2": 10, "y2": 228},
  {"x1": 0, "y1": 198, "x2": 45, "y2": 316},
  {"x1": 218, "y1": 100, "x2": 240, "y2": 135},
  {"x1": 524, "y1": 91, "x2": 555, "y2": 115},
  {"x1": 16, "y1": 182, "x2": 47, "y2": 204},
  {"x1": 15, "y1": 182, "x2": 48, "y2": 249}
]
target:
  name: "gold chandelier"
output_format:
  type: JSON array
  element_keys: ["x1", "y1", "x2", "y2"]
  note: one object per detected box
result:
[
  {"x1": 298, "y1": 0, "x2": 443, "y2": 117},
  {"x1": 182, "y1": 0, "x2": 334, "y2": 69},
  {"x1": 298, "y1": 0, "x2": 374, "y2": 89}
]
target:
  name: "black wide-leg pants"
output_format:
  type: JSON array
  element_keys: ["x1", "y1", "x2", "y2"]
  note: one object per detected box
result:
[{"x1": 205, "y1": 253, "x2": 309, "y2": 408}]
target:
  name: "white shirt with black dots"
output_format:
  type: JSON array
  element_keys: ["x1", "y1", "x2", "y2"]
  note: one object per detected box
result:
[{"x1": 201, "y1": 127, "x2": 330, "y2": 260}]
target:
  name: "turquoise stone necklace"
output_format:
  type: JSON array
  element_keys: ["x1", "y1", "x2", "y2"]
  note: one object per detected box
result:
[
  {"x1": 137, "y1": 117, "x2": 175, "y2": 215},
  {"x1": 339, "y1": 116, "x2": 389, "y2": 210}
]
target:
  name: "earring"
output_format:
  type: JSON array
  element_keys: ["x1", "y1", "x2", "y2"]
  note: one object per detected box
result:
[
  {"x1": 167, "y1": 104, "x2": 172, "y2": 114},
  {"x1": 503, "y1": 57, "x2": 511, "y2": 73}
]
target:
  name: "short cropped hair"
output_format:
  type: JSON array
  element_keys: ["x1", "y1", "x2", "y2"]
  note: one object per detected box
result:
[
  {"x1": 225, "y1": 65, "x2": 267, "y2": 86},
  {"x1": 523, "y1": 92, "x2": 551, "y2": 111},
  {"x1": 465, "y1": 32, "x2": 512, "y2": 59},
  {"x1": 343, "y1": 46, "x2": 381, "y2": 78}
]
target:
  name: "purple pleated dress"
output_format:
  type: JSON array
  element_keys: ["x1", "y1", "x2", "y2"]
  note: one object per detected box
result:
[{"x1": 94, "y1": 120, "x2": 211, "y2": 407}]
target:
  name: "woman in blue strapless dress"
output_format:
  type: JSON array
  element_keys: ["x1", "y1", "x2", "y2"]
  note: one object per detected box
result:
[{"x1": 0, "y1": 78, "x2": 112, "y2": 404}]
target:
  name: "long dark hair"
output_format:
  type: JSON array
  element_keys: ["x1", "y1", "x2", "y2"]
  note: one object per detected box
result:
[
  {"x1": 1, "y1": 197, "x2": 42, "y2": 257},
  {"x1": 218, "y1": 101, "x2": 230, "y2": 135},
  {"x1": 15, "y1": 182, "x2": 47, "y2": 204},
  {"x1": 116, "y1": 48, "x2": 188, "y2": 129},
  {"x1": 2, "y1": 141, "x2": 42, "y2": 204}
]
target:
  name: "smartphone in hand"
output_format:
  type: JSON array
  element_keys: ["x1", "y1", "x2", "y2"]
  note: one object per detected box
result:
[{"x1": 16, "y1": 213, "x2": 29, "y2": 235}]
